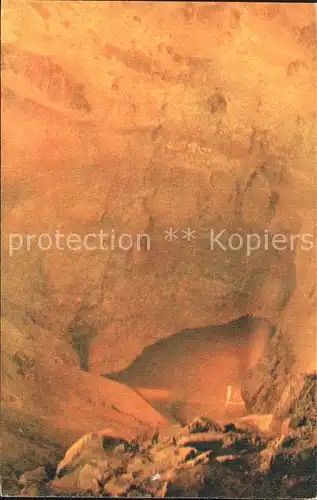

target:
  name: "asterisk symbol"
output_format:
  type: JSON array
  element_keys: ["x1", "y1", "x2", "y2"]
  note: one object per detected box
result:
[
  {"x1": 182, "y1": 228, "x2": 196, "y2": 241},
  {"x1": 164, "y1": 228, "x2": 178, "y2": 241}
]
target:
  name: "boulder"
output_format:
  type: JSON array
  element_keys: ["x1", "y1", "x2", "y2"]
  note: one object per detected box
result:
[
  {"x1": 103, "y1": 473, "x2": 135, "y2": 497},
  {"x1": 56, "y1": 432, "x2": 105, "y2": 477},
  {"x1": 77, "y1": 463, "x2": 102, "y2": 495},
  {"x1": 232, "y1": 414, "x2": 274, "y2": 435},
  {"x1": 177, "y1": 431, "x2": 224, "y2": 449},
  {"x1": 18, "y1": 466, "x2": 48, "y2": 486},
  {"x1": 151, "y1": 446, "x2": 197, "y2": 470},
  {"x1": 259, "y1": 435, "x2": 285, "y2": 473},
  {"x1": 50, "y1": 468, "x2": 81, "y2": 495},
  {"x1": 186, "y1": 417, "x2": 223, "y2": 434}
]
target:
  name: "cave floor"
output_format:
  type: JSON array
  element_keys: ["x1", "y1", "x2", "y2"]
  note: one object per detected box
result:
[{"x1": 6, "y1": 412, "x2": 316, "y2": 498}]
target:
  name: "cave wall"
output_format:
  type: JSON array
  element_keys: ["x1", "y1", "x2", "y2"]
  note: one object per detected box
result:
[
  {"x1": 1, "y1": 0, "x2": 316, "y2": 435},
  {"x1": 106, "y1": 316, "x2": 274, "y2": 422}
]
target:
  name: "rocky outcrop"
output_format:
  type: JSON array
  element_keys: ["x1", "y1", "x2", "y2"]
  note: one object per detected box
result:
[
  {"x1": 1, "y1": 313, "x2": 166, "y2": 493},
  {"x1": 15, "y1": 410, "x2": 317, "y2": 498},
  {"x1": 2, "y1": 1, "x2": 315, "y2": 370}
]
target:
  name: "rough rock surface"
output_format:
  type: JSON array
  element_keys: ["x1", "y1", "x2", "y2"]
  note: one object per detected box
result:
[
  {"x1": 1, "y1": 314, "x2": 166, "y2": 493},
  {"x1": 1, "y1": 0, "x2": 316, "y2": 489},
  {"x1": 2, "y1": 1, "x2": 315, "y2": 366},
  {"x1": 14, "y1": 412, "x2": 317, "y2": 498}
]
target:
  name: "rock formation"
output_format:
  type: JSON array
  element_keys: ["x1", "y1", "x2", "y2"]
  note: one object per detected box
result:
[
  {"x1": 1, "y1": 1, "x2": 316, "y2": 495},
  {"x1": 16, "y1": 408, "x2": 317, "y2": 497}
]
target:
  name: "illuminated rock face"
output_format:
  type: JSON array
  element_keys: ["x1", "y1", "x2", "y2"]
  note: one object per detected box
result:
[
  {"x1": 1, "y1": 0, "x2": 316, "y2": 477},
  {"x1": 105, "y1": 316, "x2": 274, "y2": 422}
]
